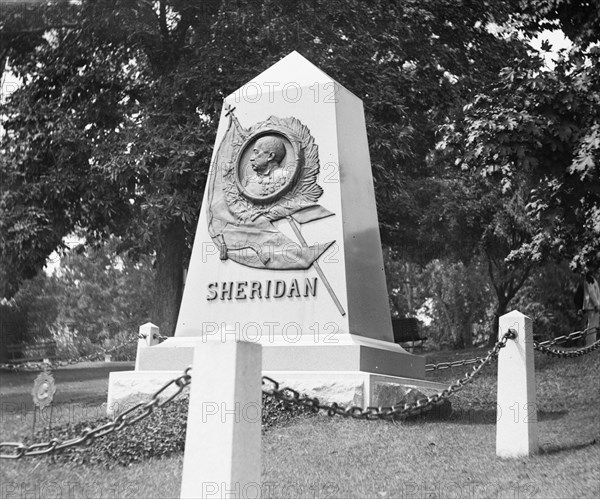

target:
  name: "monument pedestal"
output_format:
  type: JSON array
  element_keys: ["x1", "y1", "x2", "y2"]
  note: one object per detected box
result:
[
  {"x1": 107, "y1": 369, "x2": 184, "y2": 416},
  {"x1": 107, "y1": 366, "x2": 447, "y2": 417},
  {"x1": 107, "y1": 336, "x2": 447, "y2": 416}
]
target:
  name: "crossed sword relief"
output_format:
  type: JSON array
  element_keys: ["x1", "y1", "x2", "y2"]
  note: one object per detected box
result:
[{"x1": 285, "y1": 215, "x2": 345, "y2": 316}]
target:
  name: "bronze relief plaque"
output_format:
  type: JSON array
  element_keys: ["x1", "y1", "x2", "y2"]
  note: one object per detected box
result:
[{"x1": 206, "y1": 111, "x2": 336, "y2": 271}]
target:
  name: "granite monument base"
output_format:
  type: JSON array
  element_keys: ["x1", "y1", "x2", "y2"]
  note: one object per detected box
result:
[
  {"x1": 107, "y1": 337, "x2": 446, "y2": 416},
  {"x1": 107, "y1": 368, "x2": 448, "y2": 417}
]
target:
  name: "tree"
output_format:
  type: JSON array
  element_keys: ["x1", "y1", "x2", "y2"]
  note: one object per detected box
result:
[
  {"x1": 9, "y1": 236, "x2": 153, "y2": 354},
  {"x1": 437, "y1": 1, "x2": 600, "y2": 275},
  {"x1": 1, "y1": 0, "x2": 216, "y2": 336},
  {"x1": 480, "y1": 185, "x2": 538, "y2": 341},
  {"x1": 0, "y1": 0, "x2": 80, "y2": 85},
  {"x1": 50, "y1": 238, "x2": 154, "y2": 343},
  {"x1": 420, "y1": 257, "x2": 493, "y2": 348},
  {"x1": 1, "y1": 0, "x2": 530, "y2": 335},
  {"x1": 383, "y1": 246, "x2": 421, "y2": 318},
  {"x1": 512, "y1": 259, "x2": 581, "y2": 341},
  {"x1": 426, "y1": 1, "x2": 600, "y2": 344},
  {"x1": 8, "y1": 269, "x2": 60, "y2": 339},
  {"x1": 404, "y1": 167, "x2": 539, "y2": 344}
]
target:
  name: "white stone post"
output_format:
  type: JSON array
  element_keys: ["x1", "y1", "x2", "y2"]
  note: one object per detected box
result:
[
  {"x1": 135, "y1": 323, "x2": 160, "y2": 370},
  {"x1": 496, "y1": 311, "x2": 539, "y2": 458},
  {"x1": 180, "y1": 341, "x2": 262, "y2": 499}
]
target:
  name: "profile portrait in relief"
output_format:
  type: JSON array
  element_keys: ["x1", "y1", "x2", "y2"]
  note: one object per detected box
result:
[{"x1": 237, "y1": 133, "x2": 297, "y2": 203}]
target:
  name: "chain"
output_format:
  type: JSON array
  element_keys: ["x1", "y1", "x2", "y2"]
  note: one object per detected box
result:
[
  {"x1": 3, "y1": 324, "x2": 593, "y2": 459},
  {"x1": 532, "y1": 326, "x2": 600, "y2": 357},
  {"x1": 1, "y1": 330, "x2": 173, "y2": 372},
  {"x1": 263, "y1": 330, "x2": 516, "y2": 420},
  {"x1": 138, "y1": 333, "x2": 169, "y2": 342},
  {"x1": 534, "y1": 338, "x2": 600, "y2": 358},
  {"x1": 534, "y1": 326, "x2": 597, "y2": 348},
  {"x1": 426, "y1": 327, "x2": 599, "y2": 370},
  {"x1": 0, "y1": 337, "x2": 138, "y2": 372},
  {"x1": 425, "y1": 357, "x2": 484, "y2": 372},
  {"x1": 0, "y1": 367, "x2": 192, "y2": 459}
]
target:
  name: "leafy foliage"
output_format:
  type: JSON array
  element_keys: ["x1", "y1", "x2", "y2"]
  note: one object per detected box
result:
[
  {"x1": 419, "y1": 258, "x2": 494, "y2": 349},
  {"x1": 6, "y1": 237, "x2": 153, "y2": 358},
  {"x1": 35, "y1": 394, "x2": 314, "y2": 468},
  {"x1": 512, "y1": 260, "x2": 582, "y2": 341},
  {"x1": 1, "y1": 0, "x2": 530, "y2": 334},
  {"x1": 519, "y1": 0, "x2": 600, "y2": 49},
  {"x1": 51, "y1": 239, "x2": 154, "y2": 344},
  {"x1": 2, "y1": 1, "x2": 595, "y2": 344},
  {"x1": 424, "y1": 2, "x2": 600, "y2": 341},
  {"x1": 437, "y1": 6, "x2": 600, "y2": 274}
]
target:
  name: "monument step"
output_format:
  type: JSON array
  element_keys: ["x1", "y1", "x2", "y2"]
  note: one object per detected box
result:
[{"x1": 134, "y1": 337, "x2": 424, "y2": 378}]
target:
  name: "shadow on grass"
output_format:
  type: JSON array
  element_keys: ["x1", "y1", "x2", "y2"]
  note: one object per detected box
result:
[
  {"x1": 538, "y1": 409, "x2": 569, "y2": 421},
  {"x1": 540, "y1": 438, "x2": 598, "y2": 455},
  {"x1": 441, "y1": 408, "x2": 569, "y2": 425}
]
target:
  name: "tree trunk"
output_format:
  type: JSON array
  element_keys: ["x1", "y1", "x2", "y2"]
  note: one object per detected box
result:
[
  {"x1": 489, "y1": 298, "x2": 510, "y2": 346},
  {"x1": 485, "y1": 250, "x2": 533, "y2": 346},
  {"x1": 152, "y1": 220, "x2": 185, "y2": 337},
  {"x1": 0, "y1": 53, "x2": 7, "y2": 84},
  {"x1": 462, "y1": 322, "x2": 473, "y2": 349}
]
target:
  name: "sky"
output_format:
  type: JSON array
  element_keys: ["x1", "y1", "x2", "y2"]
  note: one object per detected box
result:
[{"x1": 529, "y1": 29, "x2": 573, "y2": 67}]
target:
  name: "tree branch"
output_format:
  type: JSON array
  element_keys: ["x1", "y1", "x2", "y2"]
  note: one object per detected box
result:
[
  {"x1": 3, "y1": 22, "x2": 79, "y2": 37},
  {"x1": 486, "y1": 252, "x2": 500, "y2": 295},
  {"x1": 509, "y1": 264, "x2": 532, "y2": 300},
  {"x1": 0, "y1": 49, "x2": 8, "y2": 82},
  {"x1": 173, "y1": 16, "x2": 191, "y2": 50},
  {"x1": 159, "y1": 0, "x2": 169, "y2": 40}
]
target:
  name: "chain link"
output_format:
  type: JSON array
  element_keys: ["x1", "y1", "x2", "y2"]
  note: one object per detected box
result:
[
  {"x1": 534, "y1": 326, "x2": 598, "y2": 348},
  {"x1": 534, "y1": 338, "x2": 600, "y2": 357},
  {"x1": 425, "y1": 357, "x2": 484, "y2": 372},
  {"x1": 0, "y1": 337, "x2": 138, "y2": 372},
  {"x1": 425, "y1": 326, "x2": 599, "y2": 371},
  {"x1": 262, "y1": 330, "x2": 516, "y2": 420},
  {"x1": 0, "y1": 367, "x2": 192, "y2": 459},
  {"x1": 138, "y1": 333, "x2": 169, "y2": 342}
]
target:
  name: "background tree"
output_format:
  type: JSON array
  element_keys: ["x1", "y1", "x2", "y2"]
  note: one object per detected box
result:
[
  {"x1": 512, "y1": 259, "x2": 581, "y2": 341},
  {"x1": 437, "y1": 1, "x2": 600, "y2": 275},
  {"x1": 50, "y1": 237, "x2": 154, "y2": 343},
  {"x1": 1, "y1": 236, "x2": 153, "y2": 359},
  {"x1": 1, "y1": 0, "x2": 529, "y2": 335},
  {"x1": 0, "y1": 0, "x2": 79, "y2": 79},
  {"x1": 384, "y1": 247, "x2": 420, "y2": 318},
  {"x1": 426, "y1": 1, "x2": 599, "y2": 343},
  {"x1": 420, "y1": 257, "x2": 493, "y2": 349}
]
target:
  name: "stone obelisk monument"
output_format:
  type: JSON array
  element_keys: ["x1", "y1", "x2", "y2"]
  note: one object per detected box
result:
[{"x1": 108, "y1": 52, "x2": 443, "y2": 412}]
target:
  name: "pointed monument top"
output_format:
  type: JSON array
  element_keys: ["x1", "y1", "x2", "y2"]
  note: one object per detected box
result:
[
  {"x1": 227, "y1": 51, "x2": 357, "y2": 101},
  {"x1": 252, "y1": 51, "x2": 331, "y2": 85},
  {"x1": 502, "y1": 310, "x2": 531, "y2": 320}
]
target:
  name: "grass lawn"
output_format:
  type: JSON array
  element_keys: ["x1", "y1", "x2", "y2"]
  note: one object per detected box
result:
[{"x1": 1, "y1": 349, "x2": 598, "y2": 499}]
